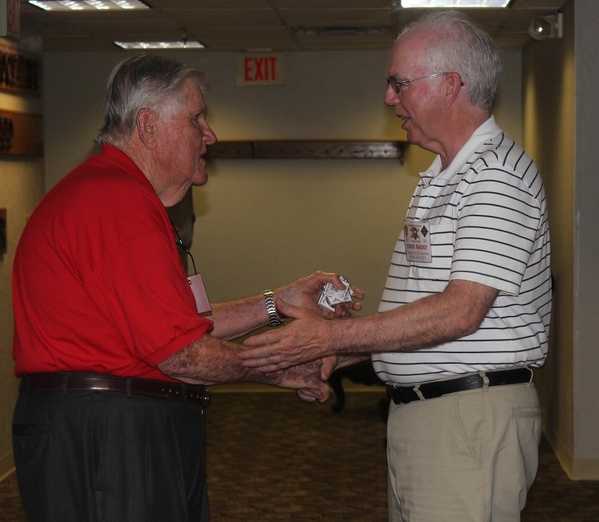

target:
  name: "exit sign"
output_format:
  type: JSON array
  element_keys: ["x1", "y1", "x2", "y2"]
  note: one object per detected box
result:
[
  {"x1": 0, "y1": 0, "x2": 20, "y2": 38},
  {"x1": 236, "y1": 54, "x2": 284, "y2": 86}
]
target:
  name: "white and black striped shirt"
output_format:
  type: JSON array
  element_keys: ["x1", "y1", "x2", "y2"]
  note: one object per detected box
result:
[{"x1": 372, "y1": 117, "x2": 552, "y2": 385}]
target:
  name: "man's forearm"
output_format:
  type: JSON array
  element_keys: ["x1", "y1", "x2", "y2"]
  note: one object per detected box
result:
[
  {"x1": 328, "y1": 279, "x2": 499, "y2": 356},
  {"x1": 239, "y1": 279, "x2": 499, "y2": 373},
  {"x1": 207, "y1": 294, "x2": 270, "y2": 340},
  {"x1": 159, "y1": 335, "x2": 269, "y2": 384},
  {"x1": 206, "y1": 271, "x2": 361, "y2": 341},
  {"x1": 158, "y1": 335, "x2": 326, "y2": 397}
]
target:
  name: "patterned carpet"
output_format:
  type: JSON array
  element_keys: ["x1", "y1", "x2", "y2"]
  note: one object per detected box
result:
[{"x1": 1, "y1": 391, "x2": 599, "y2": 521}]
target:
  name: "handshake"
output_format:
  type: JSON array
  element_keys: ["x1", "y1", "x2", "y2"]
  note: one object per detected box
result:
[{"x1": 240, "y1": 272, "x2": 364, "y2": 403}]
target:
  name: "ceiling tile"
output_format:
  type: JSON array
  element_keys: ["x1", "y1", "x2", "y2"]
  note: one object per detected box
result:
[{"x1": 20, "y1": 0, "x2": 571, "y2": 52}]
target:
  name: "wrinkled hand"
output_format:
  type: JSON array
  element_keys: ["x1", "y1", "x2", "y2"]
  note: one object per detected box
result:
[
  {"x1": 275, "y1": 359, "x2": 330, "y2": 403},
  {"x1": 277, "y1": 271, "x2": 363, "y2": 320},
  {"x1": 294, "y1": 356, "x2": 339, "y2": 403},
  {"x1": 296, "y1": 387, "x2": 326, "y2": 403},
  {"x1": 320, "y1": 355, "x2": 339, "y2": 381},
  {"x1": 241, "y1": 299, "x2": 334, "y2": 372}
]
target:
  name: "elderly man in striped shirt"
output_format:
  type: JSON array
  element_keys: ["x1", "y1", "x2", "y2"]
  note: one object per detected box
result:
[{"x1": 241, "y1": 9, "x2": 551, "y2": 522}]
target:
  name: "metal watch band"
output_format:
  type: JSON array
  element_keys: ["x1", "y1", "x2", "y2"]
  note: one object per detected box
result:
[{"x1": 262, "y1": 290, "x2": 283, "y2": 327}]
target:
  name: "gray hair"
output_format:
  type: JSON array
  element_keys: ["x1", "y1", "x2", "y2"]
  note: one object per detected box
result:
[
  {"x1": 397, "y1": 10, "x2": 501, "y2": 112},
  {"x1": 97, "y1": 55, "x2": 209, "y2": 148}
]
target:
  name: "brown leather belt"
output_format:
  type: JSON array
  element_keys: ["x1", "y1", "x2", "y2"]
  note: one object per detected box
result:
[
  {"x1": 20, "y1": 372, "x2": 210, "y2": 406},
  {"x1": 387, "y1": 367, "x2": 533, "y2": 405}
]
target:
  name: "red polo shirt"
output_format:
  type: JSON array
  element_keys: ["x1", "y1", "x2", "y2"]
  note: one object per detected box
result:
[{"x1": 12, "y1": 145, "x2": 213, "y2": 381}]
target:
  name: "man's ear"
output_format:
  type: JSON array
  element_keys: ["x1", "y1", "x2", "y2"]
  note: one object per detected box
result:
[
  {"x1": 136, "y1": 108, "x2": 158, "y2": 149},
  {"x1": 443, "y1": 72, "x2": 463, "y2": 108}
]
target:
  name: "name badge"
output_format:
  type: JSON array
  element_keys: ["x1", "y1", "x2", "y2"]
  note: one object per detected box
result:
[
  {"x1": 188, "y1": 274, "x2": 212, "y2": 316},
  {"x1": 404, "y1": 221, "x2": 432, "y2": 263}
]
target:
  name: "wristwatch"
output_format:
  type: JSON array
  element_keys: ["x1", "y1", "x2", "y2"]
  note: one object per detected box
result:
[{"x1": 262, "y1": 290, "x2": 283, "y2": 327}]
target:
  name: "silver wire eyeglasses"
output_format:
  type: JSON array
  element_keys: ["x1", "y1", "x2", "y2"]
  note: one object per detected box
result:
[{"x1": 386, "y1": 72, "x2": 450, "y2": 94}]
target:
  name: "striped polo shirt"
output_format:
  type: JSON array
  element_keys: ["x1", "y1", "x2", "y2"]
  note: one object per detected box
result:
[{"x1": 372, "y1": 116, "x2": 552, "y2": 386}]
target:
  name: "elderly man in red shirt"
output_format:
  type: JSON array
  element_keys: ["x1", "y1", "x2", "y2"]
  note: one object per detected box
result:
[{"x1": 12, "y1": 54, "x2": 360, "y2": 522}]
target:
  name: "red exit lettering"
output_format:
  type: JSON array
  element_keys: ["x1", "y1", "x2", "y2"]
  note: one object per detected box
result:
[{"x1": 244, "y1": 56, "x2": 278, "y2": 83}]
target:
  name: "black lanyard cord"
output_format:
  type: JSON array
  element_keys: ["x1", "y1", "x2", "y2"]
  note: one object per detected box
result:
[{"x1": 172, "y1": 224, "x2": 198, "y2": 275}]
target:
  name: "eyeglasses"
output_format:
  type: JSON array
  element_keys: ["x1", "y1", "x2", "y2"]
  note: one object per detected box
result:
[{"x1": 386, "y1": 72, "x2": 450, "y2": 95}]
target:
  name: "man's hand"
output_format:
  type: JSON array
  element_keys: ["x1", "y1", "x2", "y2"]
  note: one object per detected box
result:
[
  {"x1": 276, "y1": 271, "x2": 363, "y2": 319},
  {"x1": 274, "y1": 359, "x2": 330, "y2": 403},
  {"x1": 240, "y1": 299, "x2": 334, "y2": 372}
]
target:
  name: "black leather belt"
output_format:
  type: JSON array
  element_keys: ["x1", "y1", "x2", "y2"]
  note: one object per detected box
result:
[
  {"x1": 20, "y1": 372, "x2": 210, "y2": 406},
  {"x1": 387, "y1": 367, "x2": 533, "y2": 405}
]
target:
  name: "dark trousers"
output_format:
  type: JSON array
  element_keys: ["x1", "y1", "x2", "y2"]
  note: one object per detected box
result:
[{"x1": 13, "y1": 388, "x2": 209, "y2": 522}]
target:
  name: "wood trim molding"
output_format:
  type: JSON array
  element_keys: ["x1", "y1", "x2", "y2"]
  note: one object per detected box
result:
[{"x1": 206, "y1": 140, "x2": 405, "y2": 162}]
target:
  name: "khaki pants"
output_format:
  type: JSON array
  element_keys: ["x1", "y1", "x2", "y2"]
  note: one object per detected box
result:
[{"x1": 387, "y1": 382, "x2": 542, "y2": 522}]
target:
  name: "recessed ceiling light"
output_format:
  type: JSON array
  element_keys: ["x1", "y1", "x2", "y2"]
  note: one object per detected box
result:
[
  {"x1": 400, "y1": 0, "x2": 510, "y2": 7},
  {"x1": 113, "y1": 40, "x2": 205, "y2": 50},
  {"x1": 28, "y1": 0, "x2": 149, "y2": 11}
]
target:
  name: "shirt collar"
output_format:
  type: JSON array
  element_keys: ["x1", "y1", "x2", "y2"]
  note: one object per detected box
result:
[
  {"x1": 100, "y1": 144, "x2": 156, "y2": 193},
  {"x1": 421, "y1": 115, "x2": 501, "y2": 182}
]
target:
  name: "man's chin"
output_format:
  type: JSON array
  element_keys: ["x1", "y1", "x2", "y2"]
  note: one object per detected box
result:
[
  {"x1": 402, "y1": 126, "x2": 419, "y2": 146},
  {"x1": 192, "y1": 170, "x2": 209, "y2": 186}
]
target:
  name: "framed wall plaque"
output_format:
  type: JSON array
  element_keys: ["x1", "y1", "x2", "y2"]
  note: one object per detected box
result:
[
  {"x1": 0, "y1": 43, "x2": 40, "y2": 96},
  {"x1": 0, "y1": 108, "x2": 43, "y2": 156}
]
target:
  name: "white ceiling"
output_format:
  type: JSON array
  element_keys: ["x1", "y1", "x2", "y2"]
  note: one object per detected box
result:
[{"x1": 20, "y1": 0, "x2": 569, "y2": 53}]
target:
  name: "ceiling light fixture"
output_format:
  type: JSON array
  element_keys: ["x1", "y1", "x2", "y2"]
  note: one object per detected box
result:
[
  {"x1": 28, "y1": 0, "x2": 149, "y2": 11},
  {"x1": 113, "y1": 40, "x2": 205, "y2": 50},
  {"x1": 400, "y1": 0, "x2": 510, "y2": 7}
]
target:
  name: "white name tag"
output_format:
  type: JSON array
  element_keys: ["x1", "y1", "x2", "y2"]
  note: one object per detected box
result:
[
  {"x1": 404, "y1": 221, "x2": 432, "y2": 263},
  {"x1": 188, "y1": 274, "x2": 212, "y2": 316}
]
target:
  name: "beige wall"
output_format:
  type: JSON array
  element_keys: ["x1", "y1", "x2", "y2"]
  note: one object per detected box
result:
[
  {"x1": 41, "y1": 50, "x2": 521, "y2": 310},
  {"x1": 0, "y1": 48, "x2": 521, "y2": 477},
  {"x1": 524, "y1": 18, "x2": 576, "y2": 477},
  {"x1": 524, "y1": 0, "x2": 599, "y2": 480},
  {"x1": 572, "y1": 0, "x2": 599, "y2": 479},
  {"x1": 0, "y1": 39, "x2": 45, "y2": 479}
]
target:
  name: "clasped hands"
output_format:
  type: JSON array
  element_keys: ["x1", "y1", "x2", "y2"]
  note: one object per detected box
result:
[{"x1": 244, "y1": 271, "x2": 363, "y2": 402}]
